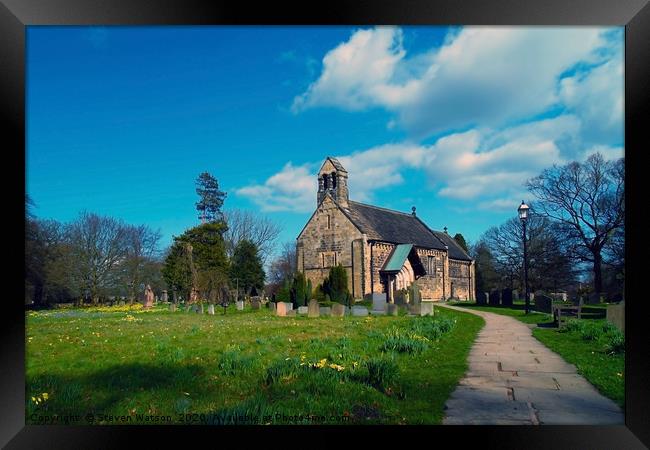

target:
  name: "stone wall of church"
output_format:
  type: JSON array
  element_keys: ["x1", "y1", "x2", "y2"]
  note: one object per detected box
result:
[
  {"x1": 449, "y1": 259, "x2": 473, "y2": 300},
  {"x1": 414, "y1": 248, "x2": 447, "y2": 301},
  {"x1": 366, "y1": 241, "x2": 396, "y2": 296},
  {"x1": 296, "y1": 195, "x2": 364, "y2": 297}
]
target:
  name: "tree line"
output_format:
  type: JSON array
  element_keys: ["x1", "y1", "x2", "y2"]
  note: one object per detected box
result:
[
  {"x1": 470, "y1": 152, "x2": 624, "y2": 300},
  {"x1": 25, "y1": 172, "x2": 281, "y2": 308}
]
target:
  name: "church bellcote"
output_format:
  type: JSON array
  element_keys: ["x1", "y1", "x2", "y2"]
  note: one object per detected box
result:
[{"x1": 317, "y1": 157, "x2": 349, "y2": 208}]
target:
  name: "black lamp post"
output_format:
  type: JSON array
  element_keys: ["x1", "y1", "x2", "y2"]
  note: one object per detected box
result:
[{"x1": 518, "y1": 200, "x2": 530, "y2": 314}]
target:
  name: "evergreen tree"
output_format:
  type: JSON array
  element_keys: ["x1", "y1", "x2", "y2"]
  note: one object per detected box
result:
[
  {"x1": 230, "y1": 239, "x2": 265, "y2": 295},
  {"x1": 324, "y1": 264, "x2": 349, "y2": 304},
  {"x1": 453, "y1": 233, "x2": 469, "y2": 253},
  {"x1": 195, "y1": 172, "x2": 227, "y2": 223}
]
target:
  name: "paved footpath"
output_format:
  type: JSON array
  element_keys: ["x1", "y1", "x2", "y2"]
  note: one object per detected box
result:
[{"x1": 438, "y1": 304, "x2": 624, "y2": 425}]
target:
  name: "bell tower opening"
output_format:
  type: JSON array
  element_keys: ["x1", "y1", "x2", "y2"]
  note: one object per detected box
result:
[{"x1": 317, "y1": 157, "x2": 349, "y2": 207}]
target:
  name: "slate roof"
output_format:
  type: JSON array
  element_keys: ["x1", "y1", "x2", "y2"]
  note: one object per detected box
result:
[
  {"x1": 382, "y1": 244, "x2": 414, "y2": 272},
  {"x1": 344, "y1": 201, "x2": 446, "y2": 250},
  {"x1": 430, "y1": 230, "x2": 473, "y2": 262}
]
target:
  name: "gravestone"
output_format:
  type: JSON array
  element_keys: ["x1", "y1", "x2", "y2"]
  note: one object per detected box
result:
[
  {"x1": 386, "y1": 303, "x2": 399, "y2": 316},
  {"x1": 251, "y1": 299, "x2": 261, "y2": 310},
  {"x1": 169, "y1": 303, "x2": 176, "y2": 312},
  {"x1": 236, "y1": 300, "x2": 245, "y2": 311},
  {"x1": 534, "y1": 294, "x2": 553, "y2": 314},
  {"x1": 501, "y1": 288, "x2": 513, "y2": 307},
  {"x1": 351, "y1": 306, "x2": 369, "y2": 317},
  {"x1": 408, "y1": 304, "x2": 422, "y2": 315},
  {"x1": 512, "y1": 290, "x2": 519, "y2": 301},
  {"x1": 161, "y1": 290, "x2": 169, "y2": 303},
  {"x1": 420, "y1": 302, "x2": 434, "y2": 316},
  {"x1": 208, "y1": 304, "x2": 215, "y2": 315},
  {"x1": 193, "y1": 304, "x2": 200, "y2": 314},
  {"x1": 476, "y1": 292, "x2": 488, "y2": 306},
  {"x1": 143, "y1": 284, "x2": 155, "y2": 308},
  {"x1": 606, "y1": 301, "x2": 625, "y2": 334},
  {"x1": 286, "y1": 309, "x2": 297, "y2": 317},
  {"x1": 588, "y1": 292, "x2": 602, "y2": 305},
  {"x1": 276, "y1": 302, "x2": 293, "y2": 317},
  {"x1": 297, "y1": 306, "x2": 308, "y2": 315},
  {"x1": 372, "y1": 293, "x2": 387, "y2": 313},
  {"x1": 331, "y1": 303, "x2": 346, "y2": 317},
  {"x1": 488, "y1": 290, "x2": 500, "y2": 306},
  {"x1": 529, "y1": 292, "x2": 535, "y2": 301},
  {"x1": 319, "y1": 307, "x2": 331, "y2": 316},
  {"x1": 155, "y1": 295, "x2": 159, "y2": 303},
  {"x1": 268, "y1": 302, "x2": 276, "y2": 312},
  {"x1": 308, "y1": 300, "x2": 320, "y2": 318}
]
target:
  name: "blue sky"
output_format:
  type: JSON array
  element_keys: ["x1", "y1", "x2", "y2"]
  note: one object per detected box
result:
[{"x1": 26, "y1": 26, "x2": 624, "y2": 258}]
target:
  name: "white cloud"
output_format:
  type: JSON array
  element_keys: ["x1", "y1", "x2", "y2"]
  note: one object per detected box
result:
[
  {"x1": 293, "y1": 26, "x2": 618, "y2": 141},
  {"x1": 235, "y1": 162, "x2": 315, "y2": 213}
]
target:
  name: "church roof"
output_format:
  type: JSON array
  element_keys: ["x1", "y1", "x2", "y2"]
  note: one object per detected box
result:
[{"x1": 341, "y1": 200, "x2": 472, "y2": 261}]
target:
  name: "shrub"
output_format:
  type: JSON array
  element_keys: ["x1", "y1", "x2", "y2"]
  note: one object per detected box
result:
[
  {"x1": 408, "y1": 316, "x2": 456, "y2": 339},
  {"x1": 606, "y1": 331, "x2": 625, "y2": 355},
  {"x1": 381, "y1": 327, "x2": 428, "y2": 354},
  {"x1": 579, "y1": 323, "x2": 603, "y2": 341},
  {"x1": 363, "y1": 357, "x2": 399, "y2": 392},
  {"x1": 562, "y1": 318, "x2": 586, "y2": 333}
]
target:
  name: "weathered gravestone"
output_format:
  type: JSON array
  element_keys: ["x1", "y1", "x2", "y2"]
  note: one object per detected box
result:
[
  {"x1": 386, "y1": 303, "x2": 399, "y2": 316},
  {"x1": 236, "y1": 300, "x2": 245, "y2": 311},
  {"x1": 161, "y1": 290, "x2": 168, "y2": 303},
  {"x1": 351, "y1": 306, "x2": 369, "y2": 316},
  {"x1": 606, "y1": 301, "x2": 625, "y2": 334},
  {"x1": 534, "y1": 294, "x2": 553, "y2": 314},
  {"x1": 488, "y1": 290, "x2": 501, "y2": 306},
  {"x1": 251, "y1": 299, "x2": 261, "y2": 310},
  {"x1": 588, "y1": 292, "x2": 602, "y2": 305},
  {"x1": 193, "y1": 304, "x2": 200, "y2": 314},
  {"x1": 420, "y1": 302, "x2": 434, "y2": 316},
  {"x1": 143, "y1": 284, "x2": 155, "y2": 308},
  {"x1": 276, "y1": 302, "x2": 293, "y2": 317},
  {"x1": 476, "y1": 292, "x2": 488, "y2": 305},
  {"x1": 319, "y1": 307, "x2": 331, "y2": 316},
  {"x1": 371, "y1": 293, "x2": 387, "y2": 314},
  {"x1": 308, "y1": 300, "x2": 320, "y2": 318},
  {"x1": 207, "y1": 304, "x2": 215, "y2": 315},
  {"x1": 286, "y1": 309, "x2": 297, "y2": 317},
  {"x1": 512, "y1": 290, "x2": 519, "y2": 301},
  {"x1": 501, "y1": 288, "x2": 513, "y2": 307},
  {"x1": 268, "y1": 302, "x2": 276, "y2": 312},
  {"x1": 169, "y1": 303, "x2": 176, "y2": 312},
  {"x1": 297, "y1": 306, "x2": 309, "y2": 315},
  {"x1": 331, "y1": 303, "x2": 346, "y2": 317},
  {"x1": 407, "y1": 304, "x2": 421, "y2": 315}
]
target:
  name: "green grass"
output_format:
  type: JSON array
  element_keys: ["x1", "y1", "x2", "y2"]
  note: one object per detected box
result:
[
  {"x1": 448, "y1": 301, "x2": 624, "y2": 408},
  {"x1": 26, "y1": 303, "x2": 483, "y2": 425}
]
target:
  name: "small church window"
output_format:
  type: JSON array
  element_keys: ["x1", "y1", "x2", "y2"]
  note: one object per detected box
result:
[
  {"x1": 327, "y1": 215, "x2": 331, "y2": 229},
  {"x1": 428, "y1": 256, "x2": 436, "y2": 276},
  {"x1": 331, "y1": 173, "x2": 337, "y2": 189}
]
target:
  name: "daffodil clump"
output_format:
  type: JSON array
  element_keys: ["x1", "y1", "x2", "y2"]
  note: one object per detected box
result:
[
  {"x1": 122, "y1": 314, "x2": 143, "y2": 323},
  {"x1": 31, "y1": 392, "x2": 49, "y2": 406}
]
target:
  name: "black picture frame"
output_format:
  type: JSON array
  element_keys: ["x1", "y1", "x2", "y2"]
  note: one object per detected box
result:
[{"x1": 2, "y1": 0, "x2": 648, "y2": 448}]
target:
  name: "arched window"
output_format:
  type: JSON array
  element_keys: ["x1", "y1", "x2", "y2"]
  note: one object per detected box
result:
[
  {"x1": 331, "y1": 173, "x2": 337, "y2": 189},
  {"x1": 322, "y1": 174, "x2": 329, "y2": 190}
]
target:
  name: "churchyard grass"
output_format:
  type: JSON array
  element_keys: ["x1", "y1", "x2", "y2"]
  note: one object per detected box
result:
[
  {"x1": 448, "y1": 301, "x2": 624, "y2": 408},
  {"x1": 26, "y1": 304, "x2": 483, "y2": 425}
]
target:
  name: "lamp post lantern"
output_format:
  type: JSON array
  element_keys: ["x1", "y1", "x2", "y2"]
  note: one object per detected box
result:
[{"x1": 518, "y1": 200, "x2": 530, "y2": 314}]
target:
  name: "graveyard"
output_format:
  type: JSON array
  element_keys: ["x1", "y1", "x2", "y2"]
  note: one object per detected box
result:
[{"x1": 25, "y1": 301, "x2": 484, "y2": 425}]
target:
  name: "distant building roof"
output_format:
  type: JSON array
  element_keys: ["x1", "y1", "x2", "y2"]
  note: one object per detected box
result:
[{"x1": 430, "y1": 230, "x2": 472, "y2": 261}]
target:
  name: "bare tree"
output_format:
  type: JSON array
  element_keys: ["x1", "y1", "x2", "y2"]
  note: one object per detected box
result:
[
  {"x1": 223, "y1": 209, "x2": 281, "y2": 264},
  {"x1": 481, "y1": 211, "x2": 577, "y2": 292},
  {"x1": 121, "y1": 224, "x2": 162, "y2": 304},
  {"x1": 65, "y1": 211, "x2": 128, "y2": 304},
  {"x1": 526, "y1": 153, "x2": 624, "y2": 293},
  {"x1": 266, "y1": 241, "x2": 297, "y2": 292}
]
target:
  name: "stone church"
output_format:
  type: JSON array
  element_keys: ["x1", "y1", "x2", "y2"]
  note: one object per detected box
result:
[{"x1": 296, "y1": 157, "x2": 475, "y2": 303}]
